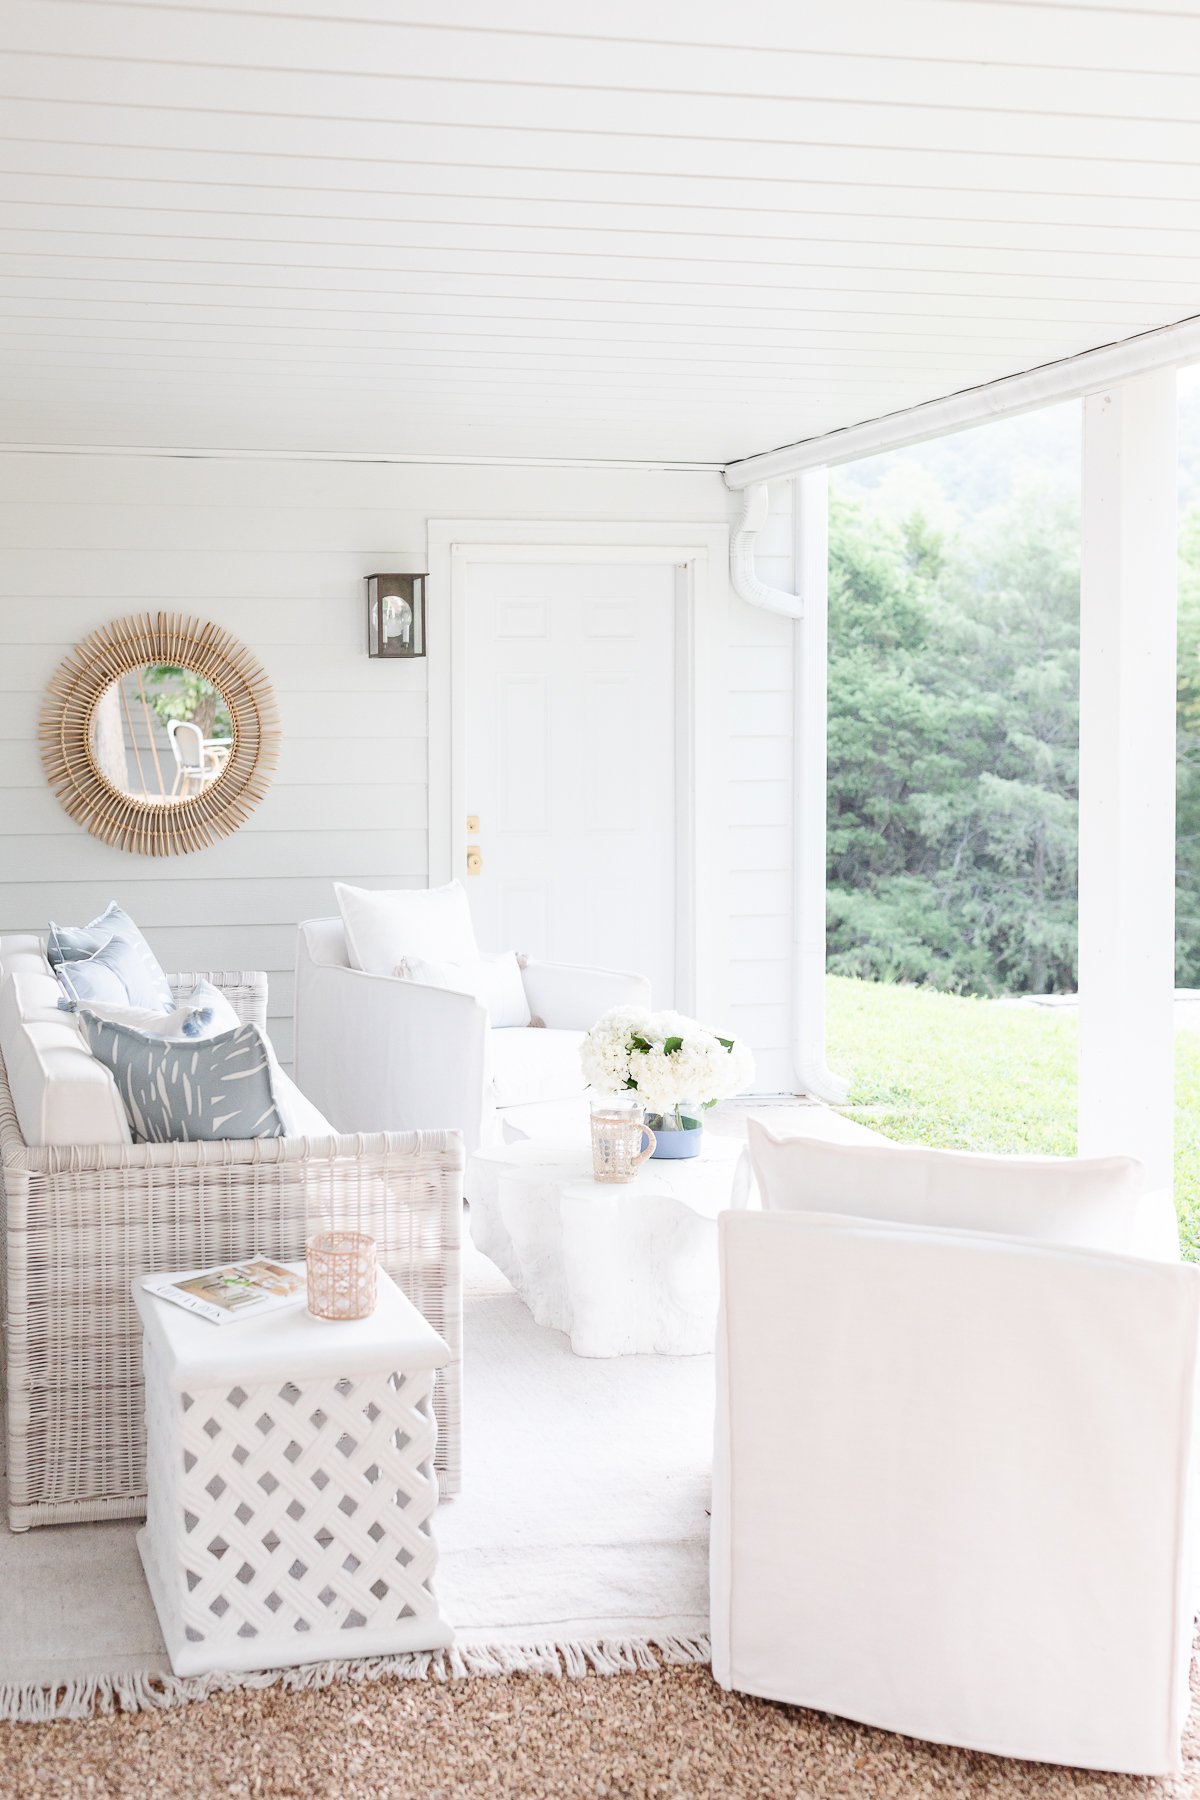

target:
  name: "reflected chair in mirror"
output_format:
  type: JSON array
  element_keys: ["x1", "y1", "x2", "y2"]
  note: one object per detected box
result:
[{"x1": 167, "y1": 719, "x2": 224, "y2": 797}]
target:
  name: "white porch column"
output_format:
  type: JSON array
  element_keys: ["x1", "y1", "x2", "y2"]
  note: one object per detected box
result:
[
  {"x1": 792, "y1": 469, "x2": 849, "y2": 1102},
  {"x1": 1078, "y1": 371, "x2": 1178, "y2": 1216}
]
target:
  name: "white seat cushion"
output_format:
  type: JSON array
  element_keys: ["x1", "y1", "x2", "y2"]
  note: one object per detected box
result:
[
  {"x1": 488, "y1": 1028, "x2": 588, "y2": 1109},
  {"x1": 0, "y1": 968, "x2": 131, "y2": 1147},
  {"x1": 746, "y1": 1120, "x2": 1144, "y2": 1255}
]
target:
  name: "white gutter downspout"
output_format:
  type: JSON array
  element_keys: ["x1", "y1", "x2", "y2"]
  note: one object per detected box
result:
[{"x1": 728, "y1": 477, "x2": 849, "y2": 1105}]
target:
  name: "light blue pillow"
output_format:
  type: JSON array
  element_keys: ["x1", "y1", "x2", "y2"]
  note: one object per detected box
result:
[
  {"x1": 48, "y1": 902, "x2": 173, "y2": 1010},
  {"x1": 77, "y1": 1014, "x2": 286, "y2": 1144},
  {"x1": 57, "y1": 935, "x2": 165, "y2": 1008}
]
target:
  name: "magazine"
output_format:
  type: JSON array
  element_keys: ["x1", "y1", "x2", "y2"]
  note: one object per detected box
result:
[{"x1": 142, "y1": 1256, "x2": 306, "y2": 1327}]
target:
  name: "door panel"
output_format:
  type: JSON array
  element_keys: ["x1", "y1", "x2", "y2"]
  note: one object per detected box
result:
[{"x1": 465, "y1": 560, "x2": 677, "y2": 1006}]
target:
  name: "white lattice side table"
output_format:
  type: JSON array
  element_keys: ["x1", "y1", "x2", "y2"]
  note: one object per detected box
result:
[{"x1": 133, "y1": 1266, "x2": 454, "y2": 1677}]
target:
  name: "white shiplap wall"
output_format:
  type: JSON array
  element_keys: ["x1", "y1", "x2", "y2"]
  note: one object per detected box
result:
[{"x1": 0, "y1": 451, "x2": 797, "y2": 1087}]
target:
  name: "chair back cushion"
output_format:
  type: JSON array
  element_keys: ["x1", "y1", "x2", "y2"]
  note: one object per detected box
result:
[
  {"x1": 78, "y1": 1013, "x2": 287, "y2": 1144},
  {"x1": 0, "y1": 963, "x2": 132, "y2": 1147},
  {"x1": 746, "y1": 1119, "x2": 1143, "y2": 1254},
  {"x1": 396, "y1": 952, "x2": 532, "y2": 1028},
  {"x1": 335, "y1": 880, "x2": 478, "y2": 977}
]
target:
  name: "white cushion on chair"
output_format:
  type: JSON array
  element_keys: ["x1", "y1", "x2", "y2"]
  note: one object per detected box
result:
[
  {"x1": 746, "y1": 1120, "x2": 1144, "y2": 1254},
  {"x1": 335, "y1": 881, "x2": 478, "y2": 977},
  {"x1": 488, "y1": 1028, "x2": 588, "y2": 1108},
  {"x1": 395, "y1": 951, "x2": 532, "y2": 1028},
  {"x1": 0, "y1": 969, "x2": 132, "y2": 1147},
  {"x1": 0, "y1": 935, "x2": 55, "y2": 982},
  {"x1": 76, "y1": 981, "x2": 243, "y2": 1037}
]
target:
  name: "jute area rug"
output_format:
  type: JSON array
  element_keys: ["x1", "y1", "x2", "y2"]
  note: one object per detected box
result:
[
  {"x1": 4, "y1": 1645, "x2": 1200, "y2": 1798},
  {"x1": 0, "y1": 1236, "x2": 713, "y2": 1722}
]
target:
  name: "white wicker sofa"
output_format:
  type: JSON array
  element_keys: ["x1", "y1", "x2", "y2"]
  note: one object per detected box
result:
[{"x1": 0, "y1": 933, "x2": 463, "y2": 1532}]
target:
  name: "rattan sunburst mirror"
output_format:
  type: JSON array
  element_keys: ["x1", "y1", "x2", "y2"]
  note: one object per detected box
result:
[{"x1": 40, "y1": 613, "x2": 281, "y2": 857}]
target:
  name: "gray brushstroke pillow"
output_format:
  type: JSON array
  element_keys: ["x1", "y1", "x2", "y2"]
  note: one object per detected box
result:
[{"x1": 77, "y1": 1013, "x2": 286, "y2": 1144}]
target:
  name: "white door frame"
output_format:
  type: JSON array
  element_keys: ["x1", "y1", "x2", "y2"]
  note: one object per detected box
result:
[{"x1": 426, "y1": 519, "x2": 729, "y2": 1018}]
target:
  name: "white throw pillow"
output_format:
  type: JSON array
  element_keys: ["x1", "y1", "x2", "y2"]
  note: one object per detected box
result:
[
  {"x1": 73, "y1": 980, "x2": 243, "y2": 1040},
  {"x1": 272, "y1": 1068, "x2": 336, "y2": 1138},
  {"x1": 746, "y1": 1120, "x2": 1144, "y2": 1255},
  {"x1": 394, "y1": 951, "x2": 532, "y2": 1028},
  {"x1": 336, "y1": 880, "x2": 478, "y2": 977}
]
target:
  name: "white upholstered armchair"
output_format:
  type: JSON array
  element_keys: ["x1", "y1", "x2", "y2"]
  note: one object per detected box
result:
[
  {"x1": 711, "y1": 1129, "x2": 1200, "y2": 1775},
  {"x1": 294, "y1": 917, "x2": 650, "y2": 1155}
]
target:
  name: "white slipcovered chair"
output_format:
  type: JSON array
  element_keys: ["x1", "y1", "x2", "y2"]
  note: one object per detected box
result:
[
  {"x1": 711, "y1": 1125, "x2": 1200, "y2": 1776},
  {"x1": 166, "y1": 718, "x2": 224, "y2": 794},
  {"x1": 294, "y1": 915, "x2": 650, "y2": 1156}
]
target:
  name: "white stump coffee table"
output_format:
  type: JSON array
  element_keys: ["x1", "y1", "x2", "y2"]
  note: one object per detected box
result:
[{"x1": 468, "y1": 1137, "x2": 745, "y2": 1357}]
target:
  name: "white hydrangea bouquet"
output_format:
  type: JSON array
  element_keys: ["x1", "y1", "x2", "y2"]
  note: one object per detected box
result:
[{"x1": 580, "y1": 1006, "x2": 756, "y2": 1138}]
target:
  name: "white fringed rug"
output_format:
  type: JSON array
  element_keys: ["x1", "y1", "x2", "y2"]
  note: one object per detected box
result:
[{"x1": 0, "y1": 1236, "x2": 714, "y2": 1721}]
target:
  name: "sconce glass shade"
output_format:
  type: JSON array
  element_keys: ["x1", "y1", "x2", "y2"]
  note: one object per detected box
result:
[{"x1": 366, "y1": 573, "x2": 427, "y2": 658}]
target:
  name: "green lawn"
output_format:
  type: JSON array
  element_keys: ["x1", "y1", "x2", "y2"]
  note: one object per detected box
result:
[{"x1": 824, "y1": 975, "x2": 1200, "y2": 1259}]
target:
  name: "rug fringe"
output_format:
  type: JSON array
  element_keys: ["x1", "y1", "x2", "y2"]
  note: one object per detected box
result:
[{"x1": 0, "y1": 1633, "x2": 713, "y2": 1724}]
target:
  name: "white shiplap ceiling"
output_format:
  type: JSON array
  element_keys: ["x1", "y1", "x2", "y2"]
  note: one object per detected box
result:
[{"x1": 1, "y1": 0, "x2": 1200, "y2": 465}]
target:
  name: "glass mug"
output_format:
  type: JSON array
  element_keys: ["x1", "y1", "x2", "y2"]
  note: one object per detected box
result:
[{"x1": 590, "y1": 1097, "x2": 656, "y2": 1184}]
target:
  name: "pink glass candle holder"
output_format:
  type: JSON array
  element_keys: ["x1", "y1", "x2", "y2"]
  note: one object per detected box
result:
[{"x1": 306, "y1": 1230, "x2": 377, "y2": 1321}]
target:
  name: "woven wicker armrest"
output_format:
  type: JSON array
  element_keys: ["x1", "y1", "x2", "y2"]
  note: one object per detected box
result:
[
  {"x1": 167, "y1": 969, "x2": 268, "y2": 1032},
  {"x1": 15, "y1": 1124, "x2": 464, "y2": 1177}
]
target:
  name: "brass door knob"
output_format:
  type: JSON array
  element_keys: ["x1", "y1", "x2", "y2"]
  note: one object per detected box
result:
[{"x1": 466, "y1": 846, "x2": 483, "y2": 875}]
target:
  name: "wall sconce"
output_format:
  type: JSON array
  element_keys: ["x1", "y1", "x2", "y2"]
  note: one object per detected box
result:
[{"x1": 366, "y1": 573, "x2": 427, "y2": 659}]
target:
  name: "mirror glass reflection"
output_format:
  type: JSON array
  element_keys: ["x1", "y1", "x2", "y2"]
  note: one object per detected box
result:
[{"x1": 91, "y1": 665, "x2": 234, "y2": 800}]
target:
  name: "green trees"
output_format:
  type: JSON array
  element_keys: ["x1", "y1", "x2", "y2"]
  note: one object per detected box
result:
[
  {"x1": 829, "y1": 482, "x2": 1200, "y2": 994},
  {"x1": 828, "y1": 487, "x2": 1081, "y2": 995}
]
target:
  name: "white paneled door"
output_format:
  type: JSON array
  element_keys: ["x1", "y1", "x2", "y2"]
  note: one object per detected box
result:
[{"x1": 465, "y1": 561, "x2": 677, "y2": 1006}]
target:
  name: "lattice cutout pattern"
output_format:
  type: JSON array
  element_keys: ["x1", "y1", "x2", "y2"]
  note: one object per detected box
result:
[{"x1": 140, "y1": 1349, "x2": 444, "y2": 1662}]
